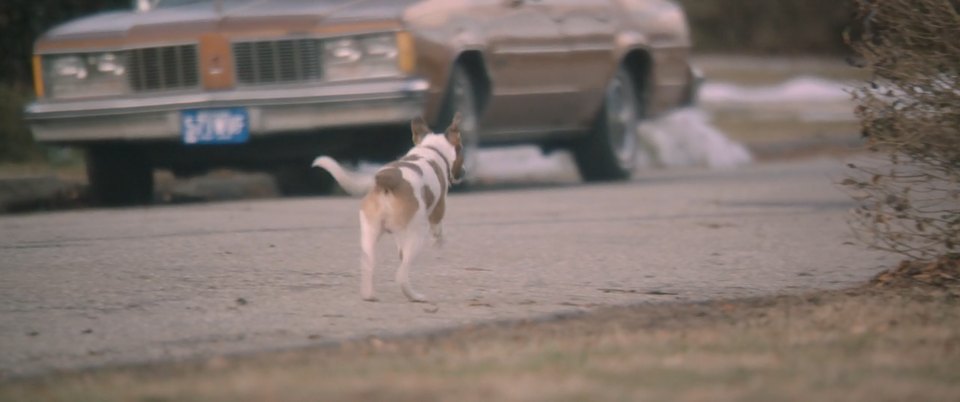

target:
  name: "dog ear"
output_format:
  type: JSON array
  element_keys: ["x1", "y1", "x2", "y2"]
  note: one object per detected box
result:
[
  {"x1": 411, "y1": 116, "x2": 430, "y2": 145},
  {"x1": 445, "y1": 112, "x2": 462, "y2": 147}
]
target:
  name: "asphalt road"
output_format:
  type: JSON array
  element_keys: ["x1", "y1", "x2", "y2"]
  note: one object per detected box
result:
[{"x1": 0, "y1": 157, "x2": 894, "y2": 377}]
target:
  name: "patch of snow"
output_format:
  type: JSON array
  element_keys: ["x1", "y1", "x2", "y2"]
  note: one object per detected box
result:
[
  {"x1": 471, "y1": 108, "x2": 751, "y2": 183},
  {"x1": 637, "y1": 108, "x2": 752, "y2": 169},
  {"x1": 474, "y1": 147, "x2": 579, "y2": 184}
]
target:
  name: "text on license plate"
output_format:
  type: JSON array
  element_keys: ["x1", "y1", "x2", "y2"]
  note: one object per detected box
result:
[{"x1": 181, "y1": 108, "x2": 249, "y2": 145}]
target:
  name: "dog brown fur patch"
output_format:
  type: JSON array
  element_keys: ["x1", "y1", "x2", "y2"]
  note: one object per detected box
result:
[
  {"x1": 427, "y1": 160, "x2": 447, "y2": 190},
  {"x1": 425, "y1": 160, "x2": 447, "y2": 225},
  {"x1": 411, "y1": 117, "x2": 431, "y2": 145},
  {"x1": 429, "y1": 194, "x2": 445, "y2": 225},
  {"x1": 388, "y1": 161, "x2": 423, "y2": 177},
  {"x1": 451, "y1": 147, "x2": 465, "y2": 182},
  {"x1": 373, "y1": 168, "x2": 419, "y2": 230},
  {"x1": 375, "y1": 168, "x2": 404, "y2": 190},
  {"x1": 421, "y1": 185, "x2": 436, "y2": 210},
  {"x1": 445, "y1": 117, "x2": 465, "y2": 181}
]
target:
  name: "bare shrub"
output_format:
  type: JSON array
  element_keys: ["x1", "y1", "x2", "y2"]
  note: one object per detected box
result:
[{"x1": 845, "y1": 0, "x2": 960, "y2": 260}]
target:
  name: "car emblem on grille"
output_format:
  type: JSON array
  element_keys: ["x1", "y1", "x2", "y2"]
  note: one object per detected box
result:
[{"x1": 209, "y1": 56, "x2": 224, "y2": 75}]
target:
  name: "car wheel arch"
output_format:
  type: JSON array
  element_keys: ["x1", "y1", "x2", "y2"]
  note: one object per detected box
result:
[
  {"x1": 618, "y1": 48, "x2": 654, "y2": 118},
  {"x1": 450, "y1": 50, "x2": 491, "y2": 117}
]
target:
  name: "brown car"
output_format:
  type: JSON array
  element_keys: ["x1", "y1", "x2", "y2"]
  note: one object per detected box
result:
[{"x1": 26, "y1": 0, "x2": 700, "y2": 204}]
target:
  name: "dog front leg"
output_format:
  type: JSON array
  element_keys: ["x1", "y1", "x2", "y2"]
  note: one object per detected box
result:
[
  {"x1": 430, "y1": 224, "x2": 444, "y2": 248},
  {"x1": 396, "y1": 233, "x2": 428, "y2": 303}
]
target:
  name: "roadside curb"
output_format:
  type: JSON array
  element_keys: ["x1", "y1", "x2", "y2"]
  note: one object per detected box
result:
[{"x1": 0, "y1": 176, "x2": 86, "y2": 213}]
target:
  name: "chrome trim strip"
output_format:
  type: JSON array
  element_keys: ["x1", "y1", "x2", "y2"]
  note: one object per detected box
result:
[
  {"x1": 494, "y1": 43, "x2": 612, "y2": 56},
  {"x1": 493, "y1": 44, "x2": 570, "y2": 56},
  {"x1": 30, "y1": 98, "x2": 425, "y2": 142},
  {"x1": 568, "y1": 43, "x2": 614, "y2": 53},
  {"x1": 26, "y1": 78, "x2": 429, "y2": 119},
  {"x1": 494, "y1": 86, "x2": 579, "y2": 96}
]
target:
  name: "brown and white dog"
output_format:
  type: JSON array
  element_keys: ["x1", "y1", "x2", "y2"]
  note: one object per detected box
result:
[{"x1": 312, "y1": 114, "x2": 465, "y2": 302}]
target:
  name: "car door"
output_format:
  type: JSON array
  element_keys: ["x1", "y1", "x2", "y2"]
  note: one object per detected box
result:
[
  {"x1": 479, "y1": 0, "x2": 572, "y2": 137},
  {"x1": 538, "y1": 0, "x2": 617, "y2": 127}
]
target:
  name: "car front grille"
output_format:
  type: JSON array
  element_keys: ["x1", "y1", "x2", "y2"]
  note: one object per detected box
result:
[
  {"x1": 233, "y1": 39, "x2": 322, "y2": 86},
  {"x1": 127, "y1": 45, "x2": 200, "y2": 92}
]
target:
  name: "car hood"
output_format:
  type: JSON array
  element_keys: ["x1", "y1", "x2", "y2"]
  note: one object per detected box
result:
[{"x1": 42, "y1": 0, "x2": 421, "y2": 42}]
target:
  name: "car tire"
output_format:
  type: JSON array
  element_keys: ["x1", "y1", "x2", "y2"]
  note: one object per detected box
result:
[
  {"x1": 571, "y1": 66, "x2": 642, "y2": 182},
  {"x1": 438, "y1": 64, "x2": 480, "y2": 188},
  {"x1": 86, "y1": 144, "x2": 154, "y2": 206}
]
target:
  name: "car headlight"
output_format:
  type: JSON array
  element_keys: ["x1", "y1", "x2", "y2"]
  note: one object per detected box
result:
[
  {"x1": 42, "y1": 52, "x2": 130, "y2": 99},
  {"x1": 322, "y1": 33, "x2": 408, "y2": 81}
]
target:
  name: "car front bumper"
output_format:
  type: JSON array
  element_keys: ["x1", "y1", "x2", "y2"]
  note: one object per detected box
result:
[{"x1": 25, "y1": 78, "x2": 429, "y2": 144}]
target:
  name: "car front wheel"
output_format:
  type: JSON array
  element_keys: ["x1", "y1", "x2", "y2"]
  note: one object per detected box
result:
[{"x1": 571, "y1": 66, "x2": 642, "y2": 181}]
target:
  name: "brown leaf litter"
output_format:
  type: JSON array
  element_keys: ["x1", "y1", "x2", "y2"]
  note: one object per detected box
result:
[{"x1": 870, "y1": 255, "x2": 959, "y2": 292}]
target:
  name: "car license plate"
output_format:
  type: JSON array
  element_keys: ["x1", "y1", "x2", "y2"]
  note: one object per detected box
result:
[{"x1": 181, "y1": 108, "x2": 250, "y2": 145}]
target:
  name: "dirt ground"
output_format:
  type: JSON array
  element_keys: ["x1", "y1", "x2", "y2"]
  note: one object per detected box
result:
[{"x1": 2, "y1": 264, "x2": 958, "y2": 402}]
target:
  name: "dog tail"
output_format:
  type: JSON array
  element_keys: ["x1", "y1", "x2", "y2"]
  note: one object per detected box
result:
[{"x1": 311, "y1": 156, "x2": 374, "y2": 196}]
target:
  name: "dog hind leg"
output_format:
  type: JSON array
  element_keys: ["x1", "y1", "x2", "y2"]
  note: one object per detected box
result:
[{"x1": 359, "y1": 211, "x2": 381, "y2": 302}]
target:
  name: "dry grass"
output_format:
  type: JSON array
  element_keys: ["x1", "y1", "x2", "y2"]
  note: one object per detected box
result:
[
  {"x1": 712, "y1": 115, "x2": 858, "y2": 144},
  {"x1": 695, "y1": 55, "x2": 869, "y2": 86},
  {"x1": 2, "y1": 283, "x2": 958, "y2": 402}
]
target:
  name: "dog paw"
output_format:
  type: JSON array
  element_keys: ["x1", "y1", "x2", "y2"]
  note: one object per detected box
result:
[{"x1": 405, "y1": 293, "x2": 429, "y2": 303}]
